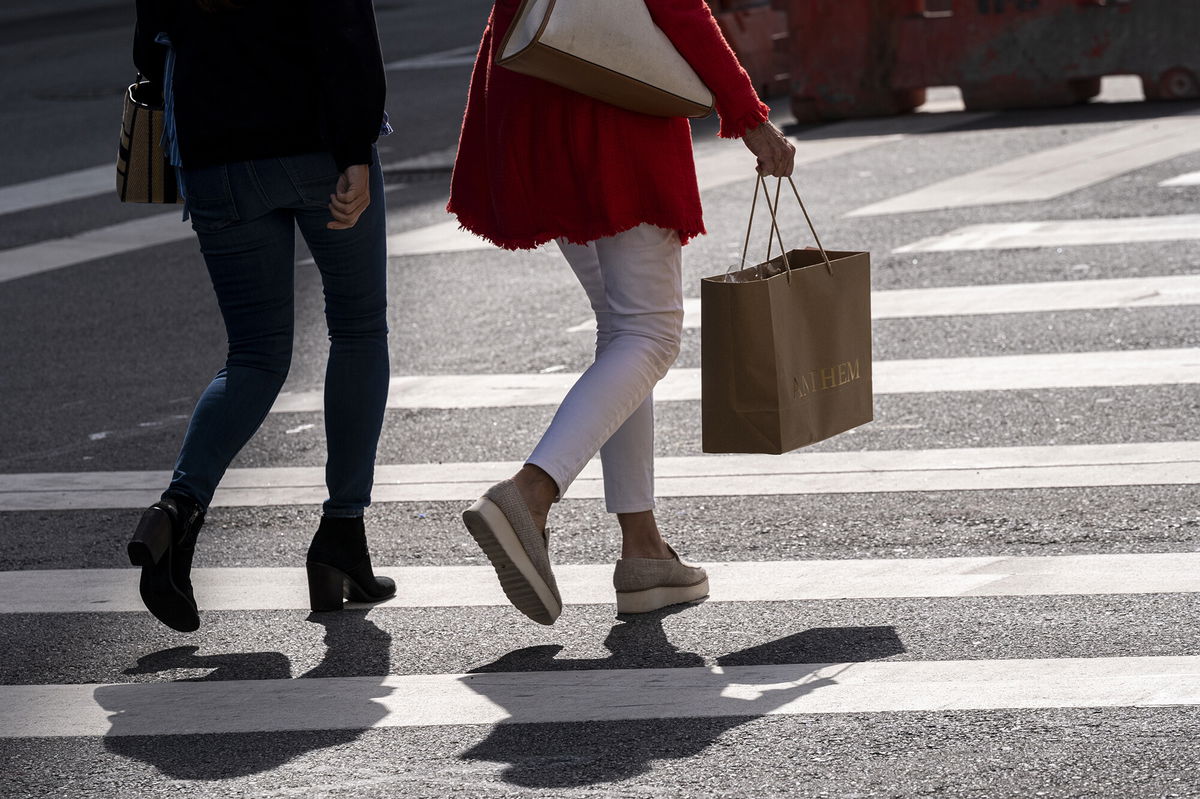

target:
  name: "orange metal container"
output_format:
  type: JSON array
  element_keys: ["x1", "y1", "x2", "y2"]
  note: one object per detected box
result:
[
  {"x1": 775, "y1": 0, "x2": 1199, "y2": 120},
  {"x1": 708, "y1": 0, "x2": 792, "y2": 99}
]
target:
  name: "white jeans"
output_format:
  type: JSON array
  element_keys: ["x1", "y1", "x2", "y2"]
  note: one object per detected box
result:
[{"x1": 528, "y1": 224, "x2": 684, "y2": 513}]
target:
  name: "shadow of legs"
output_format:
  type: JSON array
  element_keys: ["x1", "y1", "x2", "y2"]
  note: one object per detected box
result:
[
  {"x1": 98, "y1": 611, "x2": 392, "y2": 779},
  {"x1": 462, "y1": 619, "x2": 904, "y2": 788}
]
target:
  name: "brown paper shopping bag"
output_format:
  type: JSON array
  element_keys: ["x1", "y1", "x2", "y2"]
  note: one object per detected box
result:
[{"x1": 701, "y1": 177, "x2": 873, "y2": 454}]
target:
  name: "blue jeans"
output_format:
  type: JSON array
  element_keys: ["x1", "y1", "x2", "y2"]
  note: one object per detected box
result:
[{"x1": 167, "y1": 151, "x2": 389, "y2": 518}]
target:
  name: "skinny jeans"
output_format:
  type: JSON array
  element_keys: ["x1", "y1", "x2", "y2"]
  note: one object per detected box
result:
[
  {"x1": 166, "y1": 151, "x2": 389, "y2": 517},
  {"x1": 528, "y1": 224, "x2": 684, "y2": 513}
]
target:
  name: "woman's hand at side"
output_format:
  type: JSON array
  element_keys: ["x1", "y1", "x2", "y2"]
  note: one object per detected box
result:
[
  {"x1": 327, "y1": 164, "x2": 371, "y2": 230},
  {"x1": 742, "y1": 121, "x2": 796, "y2": 177}
]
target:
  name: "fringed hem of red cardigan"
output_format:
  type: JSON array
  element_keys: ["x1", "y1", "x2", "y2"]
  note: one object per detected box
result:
[{"x1": 448, "y1": 203, "x2": 708, "y2": 252}]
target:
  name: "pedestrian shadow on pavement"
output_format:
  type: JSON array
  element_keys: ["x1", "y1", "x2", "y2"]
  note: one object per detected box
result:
[
  {"x1": 95, "y1": 610, "x2": 391, "y2": 780},
  {"x1": 461, "y1": 609, "x2": 904, "y2": 789}
]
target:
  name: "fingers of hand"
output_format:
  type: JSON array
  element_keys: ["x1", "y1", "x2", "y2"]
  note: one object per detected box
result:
[
  {"x1": 326, "y1": 165, "x2": 370, "y2": 229},
  {"x1": 335, "y1": 175, "x2": 363, "y2": 200},
  {"x1": 326, "y1": 205, "x2": 364, "y2": 229},
  {"x1": 767, "y1": 138, "x2": 796, "y2": 177},
  {"x1": 748, "y1": 125, "x2": 794, "y2": 177},
  {"x1": 328, "y1": 188, "x2": 363, "y2": 220},
  {"x1": 760, "y1": 155, "x2": 785, "y2": 178},
  {"x1": 327, "y1": 209, "x2": 364, "y2": 228},
  {"x1": 329, "y1": 191, "x2": 367, "y2": 214},
  {"x1": 333, "y1": 165, "x2": 368, "y2": 198},
  {"x1": 327, "y1": 195, "x2": 369, "y2": 229}
]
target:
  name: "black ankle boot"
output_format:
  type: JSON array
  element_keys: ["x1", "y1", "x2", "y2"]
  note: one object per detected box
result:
[
  {"x1": 305, "y1": 516, "x2": 396, "y2": 612},
  {"x1": 127, "y1": 494, "x2": 205, "y2": 632}
]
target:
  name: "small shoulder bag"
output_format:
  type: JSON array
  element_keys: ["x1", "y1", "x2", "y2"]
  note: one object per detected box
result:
[{"x1": 116, "y1": 79, "x2": 182, "y2": 204}]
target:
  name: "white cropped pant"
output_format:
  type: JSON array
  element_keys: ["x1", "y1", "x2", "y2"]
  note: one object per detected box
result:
[{"x1": 527, "y1": 224, "x2": 684, "y2": 514}]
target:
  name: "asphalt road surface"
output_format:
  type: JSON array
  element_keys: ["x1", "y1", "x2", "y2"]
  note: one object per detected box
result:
[{"x1": 1, "y1": 1, "x2": 1198, "y2": 797}]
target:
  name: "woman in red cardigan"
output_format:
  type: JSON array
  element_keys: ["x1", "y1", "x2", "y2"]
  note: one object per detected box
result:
[{"x1": 450, "y1": 0, "x2": 795, "y2": 625}]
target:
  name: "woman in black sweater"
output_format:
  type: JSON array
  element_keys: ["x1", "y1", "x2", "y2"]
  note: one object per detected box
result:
[{"x1": 128, "y1": 0, "x2": 396, "y2": 632}]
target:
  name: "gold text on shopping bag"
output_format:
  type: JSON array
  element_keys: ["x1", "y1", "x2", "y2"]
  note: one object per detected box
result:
[{"x1": 791, "y1": 359, "x2": 862, "y2": 400}]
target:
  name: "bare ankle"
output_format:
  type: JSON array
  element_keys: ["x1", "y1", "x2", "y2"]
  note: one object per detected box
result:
[
  {"x1": 512, "y1": 465, "x2": 557, "y2": 532},
  {"x1": 618, "y1": 511, "x2": 674, "y2": 559},
  {"x1": 621, "y1": 540, "x2": 674, "y2": 559}
]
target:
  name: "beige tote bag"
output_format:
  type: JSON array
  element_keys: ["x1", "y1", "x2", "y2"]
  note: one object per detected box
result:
[{"x1": 498, "y1": 0, "x2": 715, "y2": 118}]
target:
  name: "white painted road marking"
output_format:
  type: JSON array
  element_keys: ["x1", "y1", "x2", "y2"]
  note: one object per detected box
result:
[
  {"x1": 385, "y1": 44, "x2": 479, "y2": 71},
  {"x1": 1, "y1": 442, "x2": 1195, "y2": 510},
  {"x1": 5, "y1": 655, "x2": 1198, "y2": 738},
  {"x1": 0, "y1": 211, "x2": 189, "y2": 284},
  {"x1": 0, "y1": 165, "x2": 115, "y2": 217},
  {"x1": 4, "y1": 552, "x2": 1196, "y2": 614},
  {"x1": 1, "y1": 116, "x2": 975, "y2": 266},
  {"x1": 894, "y1": 214, "x2": 1200, "y2": 252},
  {"x1": 1161, "y1": 171, "x2": 1200, "y2": 187},
  {"x1": 387, "y1": 112, "x2": 992, "y2": 258},
  {"x1": 387, "y1": 220, "x2": 500, "y2": 257},
  {"x1": 914, "y1": 86, "x2": 965, "y2": 114},
  {"x1": 866, "y1": 274, "x2": 1200, "y2": 317},
  {"x1": 269, "y1": 348, "x2": 1200, "y2": 413},
  {"x1": 695, "y1": 111, "x2": 991, "y2": 194},
  {"x1": 567, "y1": 275, "x2": 1200, "y2": 333},
  {"x1": 849, "y1": 113, "x2": 1200, "y2": 216}
]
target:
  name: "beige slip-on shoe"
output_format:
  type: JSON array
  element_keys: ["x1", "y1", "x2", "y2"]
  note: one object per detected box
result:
[
  {"x1": 613, "y1": 546, "x2": 709, "y2": 614},
  {"x1": 463, "y1": 479, "x2": 562, "y2": 625}
]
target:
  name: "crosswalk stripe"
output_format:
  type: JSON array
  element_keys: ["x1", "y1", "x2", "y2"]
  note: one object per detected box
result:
[
  {"x1": 1, "y1": 442, "x2": 1194, "y2": 511},
  {"x1": 849, "y1": 273, "x2": 1200, "y2": 316},
  {"x1": 270, "y1": 348, "x2": 1200, "y2": 413},
  {"x1": 4, "y1": 553, "x2": 1195, "y2": 615},
  {"x1": 0, "y1": 164, "x2": 115, "y2": 217},
  {"x1": 385, "y1": 44, "x2": 478, "y2": 71},
  {"x1": 0, "y1": 113, "x2": 984, "y2": 274},
  {"x1": 387, "y1": 112, "x2": 991, "y2": 258},
  {"x1": 6, "y1": 655, "x2": 1198, "y2": 738},
  {"x1": 0, "y1": 211, "x2": 188, "y2": 285},
  {"x1": 387, "y1": 219, "x2": 499, "y2": 257},
  {"x1": 894, "y1": 214, "x2": 1200, "y2": 253},
  {"x1": 695, "y1": 111, "x2": 991, "y2": 193},
  {"x1": 566, "y1": 275, "x2": 1200, "y2": 333},
  {"x1": 847, "y1": 112, "x2": 1200, "y2": 217},
  {"x1": 5, "y1": 110, "x2": 1182, "y2": 276},
  {"x1": 1160, "y1": 170, "x2": 1200, "y2": 187}
]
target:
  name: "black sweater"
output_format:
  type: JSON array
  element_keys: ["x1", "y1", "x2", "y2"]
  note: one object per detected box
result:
[{"x1": 133, "y1": 0, "x2": 386, "y2": 171}]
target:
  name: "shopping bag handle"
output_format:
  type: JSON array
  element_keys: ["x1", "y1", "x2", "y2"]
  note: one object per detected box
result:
[
  {"x1": 738, "y1": 175, "x2": 834, "y2": 281},
  {"x1": 740, "y1": 175, "x2": 792, "y2": 281},
  {"x1": 765, "y1": 176, "x2": 835, "y2": 277},
  {"x1": 762, "y1": 178, "x2": 789, "y2": 271}
]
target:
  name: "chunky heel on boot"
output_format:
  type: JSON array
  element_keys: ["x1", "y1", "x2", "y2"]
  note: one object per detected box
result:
[
  {"x1": 127, "y1": 506, "x2": 172, "y2": 566},
  {"x1": 306, "y1": 562, "x2": 348, "y2": 612},
  {"x1": 305, "y1": 516, "x2": 396, "y2": 612},
  {"x1": 126, "y1": 496, "x2": 205, "y2": 633}
]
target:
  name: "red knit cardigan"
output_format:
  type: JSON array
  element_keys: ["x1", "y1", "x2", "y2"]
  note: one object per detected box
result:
[{"x1": 447, "y1": 0, "x2": 771, "y2": 250}]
